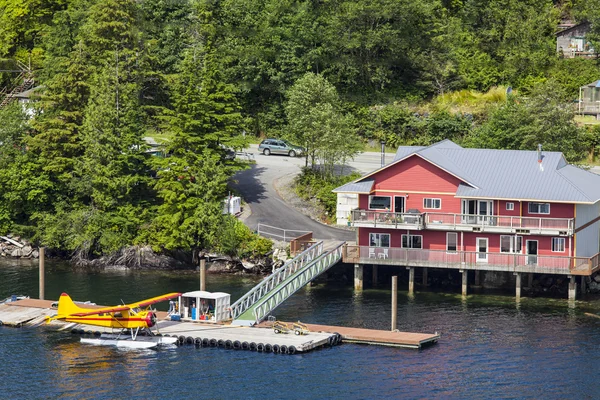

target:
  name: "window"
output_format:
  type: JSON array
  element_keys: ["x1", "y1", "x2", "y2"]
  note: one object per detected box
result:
[
  {"x1": 500, "y1": 235, "x2": 522, "y2": 253},
  {"x1": 552, "y1": 237, "x2": 565, "y2": 252},
  {"x1": 369, "y1": 233, "x2": 390, "y2": 247},
  {"x1": 528, "y1": 202, "x2": 550, "y2": 214},
  {"x1": 506, "y1": 202, "x2": 514, "y2": 211},
  {"x1": 423, "y1": 198, "x2": 441, "y2": 209},
  {"x1": 446, "y1": 232, "x2": 457, "y2": 252},
  {"x1": 402, "y1": 234, "x2": 423, "y2": 249},
  {"x1": 369, "y1": 196, "x2": 391, "y2": 210}
]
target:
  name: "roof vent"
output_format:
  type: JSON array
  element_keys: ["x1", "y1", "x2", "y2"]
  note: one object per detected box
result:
[{"x1": 537, "y1": 144, "x2": 544, "y2": 171}]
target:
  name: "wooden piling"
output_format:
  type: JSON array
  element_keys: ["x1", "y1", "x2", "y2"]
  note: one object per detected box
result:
[
  {"x1": 408, "y1": 267, "x2": 414, "y2": 294},
  {"x1": 200, "y1": 258, "x2": 206, "y2": 291},
  {"x1": 39, "y1": 247, "x2": 45, "y2": 300},
  {"x1": 391, "y1": 276, "x2": 397, "y2": 331},
  {"x1": 515, "y1": 272, "x2": 521, "y2": 300}
]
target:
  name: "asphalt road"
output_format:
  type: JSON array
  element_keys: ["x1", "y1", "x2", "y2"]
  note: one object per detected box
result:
[{"x1": 230, "y1": 145, "x2": 391, "y2": 241}]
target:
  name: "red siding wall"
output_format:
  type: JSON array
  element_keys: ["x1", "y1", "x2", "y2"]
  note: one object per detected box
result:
[
  {"x1": 497, "y1": 200, "x2": 520, "y2": 217},
  {"x1": 522, "y1": 202, "x2": 574, "y2": 219},
  {"x1": 372, "y1": 155, "x2": 463, "y2": 193}
]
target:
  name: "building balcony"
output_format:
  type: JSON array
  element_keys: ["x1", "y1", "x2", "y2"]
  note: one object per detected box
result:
[
  {"x1": 343, "y1": 245, "x2": 598, "y2": 276},
  {"x1": 350, "y1": 210, "x2": 424, "y2": 230},
  {"x1": 349, "y1": 209, "x2": 574, "y2": 236}
]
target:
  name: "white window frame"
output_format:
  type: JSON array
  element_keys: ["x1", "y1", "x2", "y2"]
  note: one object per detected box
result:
[
  {"x1": 552, "y1": 237, "x2": 565, "y2": 253},
  {"x1": 506, "y1": 202, "x2": 514, "y2": 211},
  {"x1": 423, "y1": 198, "x2": 441, "y2": 210},
  {"x1": 368, "y1": 195, "x2": 392, "y2": 210},
  {"x1": 401, "y1": 234, "x2": 423, "y2": 249},
  {"x1": 446, "y1": 232, "x2": 457, "y2": 252},
  {"x1": 369, "y1": 233, "x2": 390, "y2": 248},
  {"x1": 528, "y1": 202, "x2": 550, "y2": 215},
  {"x1": 500, "y1": 235, "x2": 523, "y2": 254}
]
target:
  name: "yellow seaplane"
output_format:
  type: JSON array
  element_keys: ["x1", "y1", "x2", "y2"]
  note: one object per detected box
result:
[{"x1": 47, "y1": 292, "x2": 182, "y2": 349}]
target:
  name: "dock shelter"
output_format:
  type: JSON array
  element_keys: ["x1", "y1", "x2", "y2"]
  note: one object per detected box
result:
[{"x1": 179, "y1": 291, "x2": 230, "y2": 322}]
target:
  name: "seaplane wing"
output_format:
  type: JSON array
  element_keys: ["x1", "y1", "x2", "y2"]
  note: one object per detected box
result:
[
  {"x1": 70, "y1": 305, "x2": 131, "y2": 317},
  {"x1": 134, "y1": 292, "x2": 181, "y2": 308}
]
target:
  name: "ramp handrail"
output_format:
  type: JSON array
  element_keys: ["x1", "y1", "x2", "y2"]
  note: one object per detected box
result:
[
  {"x1": 251, "y1": 243, "x2": 344, "y2": 324},
  {"x1": 229, "y1": 241, "x2": 324, "y2": 320}
]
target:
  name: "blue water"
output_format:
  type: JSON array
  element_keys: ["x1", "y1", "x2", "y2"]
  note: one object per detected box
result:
[{"x1": 1, "y1": 259, "x2": 600, "y2": 399}]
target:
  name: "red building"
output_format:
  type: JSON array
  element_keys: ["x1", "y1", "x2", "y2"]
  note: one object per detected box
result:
[{"x1": 334, "y1": 140, "x2": 600, "y2": 299}]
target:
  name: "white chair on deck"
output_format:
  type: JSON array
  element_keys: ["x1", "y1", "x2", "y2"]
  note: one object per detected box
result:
[
  {"x1": 378, "y1": 248, "x2": 389, "y2": 259},
  {"x1": 368, "y1": 247, "x2": 376, "y2": 258}
]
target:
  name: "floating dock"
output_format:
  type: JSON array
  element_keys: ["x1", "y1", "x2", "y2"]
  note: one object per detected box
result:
[
  {"x1": 258, "y1": 321, "x2": 439, "y2": 349},
  {"x1": 0, "y1": 299, "x2": 338, "y2": 354},
  {"x1": 0, "y1": 298, "x2": 439, "y2": 352}
]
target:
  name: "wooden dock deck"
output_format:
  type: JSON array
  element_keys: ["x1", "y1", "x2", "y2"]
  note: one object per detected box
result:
[
  {"x1": 0, "y1": 299, "x2": 337, "y2": 354},
  {"x1": 0, "y1": 299, "x2": 439, "y2": 351},
  {"x1": 258, "y1": 321, "x2": 439, "y2": 349}
]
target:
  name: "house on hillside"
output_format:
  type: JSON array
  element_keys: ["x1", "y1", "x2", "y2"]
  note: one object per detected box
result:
[
  {"x1": 556, "y1": 22, "x2": 595, "y2": 58},
  {"x1": 334, "y1": 140, "x2": 600, "y2": 300}
]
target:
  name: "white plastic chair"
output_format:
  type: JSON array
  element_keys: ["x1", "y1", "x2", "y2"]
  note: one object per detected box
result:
[
  {"x1": 368, "y1": 248, "x2": 376, "y2": 258},
  {"x1": 378, "y1": 248, "x2": 389, "y2": 259}
]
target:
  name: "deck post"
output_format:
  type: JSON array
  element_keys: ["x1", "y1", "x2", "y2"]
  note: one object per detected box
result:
[
  {"x1": 422, "y1": 267, "x2": 428, "y2": 286},
  {"x1": 581, "y1": 276, "x2": 587, "y2": 295},
  {"x1": 354, "y1": 264, "x2": 363, "y2": 291},
  {"x1": 568, "y1": 276, "x2": 577, "y2": 301},
  {"x1": 39, "y1": 247, "x2": 45, "y2": 300},
  {"x1": 527, "y1": 273, "x2": 533, "y2": 289},
  {"x1": 391, "y1": 276, "x2": 397, "y2": 331},
  {"x1": 372, "y1": 265, "x2": 378, "y2": 286},
  {"x1": 200, "y1": 258, "x2": 206, "y2": 291},
  {"x1": 515, "y1": 272, "x2": 521, "y2": 300},
  {"x1": 474, "y1": 270, "x2": 480, "y2": 287},
  {"x1": 407, "y1": 267, "x2": 414, "y2": 294},
  {"x1": 461, "y1": 270, "x2": 468, "y2": 296}
]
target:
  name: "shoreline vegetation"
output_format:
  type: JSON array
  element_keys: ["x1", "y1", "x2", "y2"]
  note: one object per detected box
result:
[{"x1": 1, "y1": 1, "x2": 600, "y2": 274}]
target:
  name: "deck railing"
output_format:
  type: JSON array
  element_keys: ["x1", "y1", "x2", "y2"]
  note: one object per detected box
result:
[
  {"x1": 350, "y1": 209, "x2": 573, "y2": 235},
  {"x1": 424, "y1": 213, "x2": 573, "y2": 234},
  {"x1": 343, "y1": 245, "x2": 597, "y2": 275},
  {"x1": 350, "y1": 210, "x2": 424, "y2": 228}
]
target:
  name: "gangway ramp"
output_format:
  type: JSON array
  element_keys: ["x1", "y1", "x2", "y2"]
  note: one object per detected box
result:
[{"x1": 231, "y1": 240, "x2": 344, "y2": 326}]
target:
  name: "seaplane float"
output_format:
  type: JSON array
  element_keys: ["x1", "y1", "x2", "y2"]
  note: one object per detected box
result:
[{"x1": 46, "y1": 292, "x2": 181, "y2": 349}]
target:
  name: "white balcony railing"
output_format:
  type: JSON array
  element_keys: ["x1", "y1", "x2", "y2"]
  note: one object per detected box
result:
[
  {"x1": 424, "y1": 213, "x2": 574, "y2": 234},
  {"x1": 343, "y1": 246, "x2": 596, "y2": 275},
  {"x1": 349, "y1": 209, "x2": 574, "y2": 235}
]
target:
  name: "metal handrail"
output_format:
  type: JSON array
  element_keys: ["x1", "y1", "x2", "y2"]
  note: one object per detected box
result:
[
  {"x1": 256, "y1": 223, "x2": 311, "y2": 242},
  {"x1": 251, "y1": 243, "x2": 344, "y2": 324},
  {"x1": 229, "y1": 240, "x2": 324, "y2": 320}
]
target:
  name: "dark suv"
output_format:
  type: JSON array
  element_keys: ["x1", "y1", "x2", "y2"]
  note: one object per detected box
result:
[{"x1": 258, "y1": 139, "x2": 304, "y2": 157}]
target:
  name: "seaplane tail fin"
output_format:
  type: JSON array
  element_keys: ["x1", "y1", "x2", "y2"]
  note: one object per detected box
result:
[{"x1": 47, "y1": 293, "x2": 84, "y2": 323}]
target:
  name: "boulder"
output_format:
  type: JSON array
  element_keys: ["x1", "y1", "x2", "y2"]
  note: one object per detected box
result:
[
  {"x1": 21, "y1": 245, "x2": 32, "y2": 257},
  {"x1": 593, "y1": 274, "x2": 600, "y2": 283},
  {"x1": 11, "y1": 248, "x2": 22, "y2": 257}
]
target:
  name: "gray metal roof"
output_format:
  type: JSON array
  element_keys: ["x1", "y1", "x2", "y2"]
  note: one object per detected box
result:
[
  {"x1": 332, "y1": 179, "x2": 374, "y2": 193},
  {"x1": 350, "y1": 141, "x2": 600, "y2": 203}
]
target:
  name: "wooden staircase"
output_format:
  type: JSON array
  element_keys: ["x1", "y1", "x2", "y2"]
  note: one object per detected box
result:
[{"x1": 0, "y1": 60, "x2": 35, "y2": 109}]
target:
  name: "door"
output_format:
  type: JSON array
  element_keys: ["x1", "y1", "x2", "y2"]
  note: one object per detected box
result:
[
  {"x1": 394, "y1": 196, "x2": 405, "y2": 214},
  {"x1": 476, "y1": 237, "x2": 488, "y2": 262},
  {"x1": 274, "y1": 141, "x2": 286, "y2": 154},
  {"x1": 527, "y1": 240, "x2": 538, "y2": 265},
  {"x1": 462, "y1": 200, "x2": 477, "y2": 224},
  {"x1": 478, "y1": 200, "x2": 490, "y2": 224}
]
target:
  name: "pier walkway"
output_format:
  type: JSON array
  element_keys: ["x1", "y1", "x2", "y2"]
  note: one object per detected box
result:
[
  {"x1": 258, "y1": 321, "x2": 439, "y2": 349},
  {"x1": 231, "y1": 240, "x2": 344, "y2": 326}
]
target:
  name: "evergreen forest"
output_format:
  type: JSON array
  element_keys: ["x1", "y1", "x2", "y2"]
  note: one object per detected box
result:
[{"x1": 0, "y1": 0, "x2": 599, "y2": 259}]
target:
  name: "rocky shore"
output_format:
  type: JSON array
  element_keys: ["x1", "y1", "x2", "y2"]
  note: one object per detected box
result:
[{"x1": 0, "y1": 236, "x2": 39, "y2": 259}]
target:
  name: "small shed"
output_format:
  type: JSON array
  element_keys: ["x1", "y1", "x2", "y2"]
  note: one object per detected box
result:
[
  {"x1": 179, "y1": 291, "x2": 231, "y2": 322},
  {"x1": 579, "y1": 80, "x2": 600, "y2": 116},
  {"x1": 223, "y1": 196, "x2": 241, "y2": 215}
]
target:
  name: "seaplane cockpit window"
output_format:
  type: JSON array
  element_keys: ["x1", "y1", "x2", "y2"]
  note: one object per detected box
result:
[
  {"x1": 131, "y1": 307, "x2": 141, "y2": 314},
  {"x1": 114, "y1": 312, "x2": 122, "y2": 318}
]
